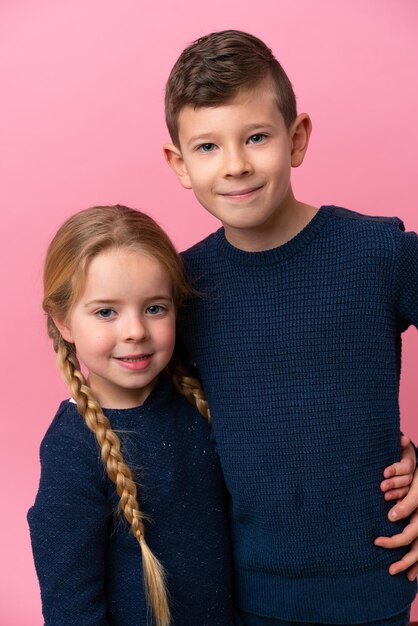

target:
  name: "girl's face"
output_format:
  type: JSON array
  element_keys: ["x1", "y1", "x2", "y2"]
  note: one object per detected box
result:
[{"x1": 56, "y1": 248, "x2": 176, "y2": 408}]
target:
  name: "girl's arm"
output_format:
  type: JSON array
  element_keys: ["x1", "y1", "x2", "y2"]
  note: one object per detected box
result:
[{"x1": 28, "y1": 428, "x2": 111, "y2": 626}]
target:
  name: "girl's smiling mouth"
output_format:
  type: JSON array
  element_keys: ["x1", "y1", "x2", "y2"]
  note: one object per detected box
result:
[{"x1": 113, "y1": 354, "x2": 153, "y2": 369}]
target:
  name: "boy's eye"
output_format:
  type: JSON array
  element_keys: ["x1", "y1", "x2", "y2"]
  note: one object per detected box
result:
[
  {"x1": 198, "y1": 143, "x2": 216, "y2": 153},
  {"x1": 248, "y1": 134, "x2": 266, "y2": 144},
  {"x1": 96, "y1": 308, "x2": 115, "y2": 319},
  {"x1": 146, "y1": 305, "x2": 166, "y2": 315}
]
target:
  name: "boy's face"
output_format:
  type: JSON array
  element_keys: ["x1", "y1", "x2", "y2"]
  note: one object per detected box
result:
[{"x1": 164, "y1": 78, "x2": 310, "y2": 249}]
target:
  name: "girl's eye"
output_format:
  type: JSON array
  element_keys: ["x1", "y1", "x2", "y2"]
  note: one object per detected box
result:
[
  {"x1": 198, "y1": 143, "x2": 216, "y2": 153},
  {"x1": 248, "y1": 134, "x2": 266, "y2": 144},
  {"x1": 96, "y1": 308, "x2": 115, "y2": 319},
  {"x1": 146, "y1": 305, "x2": 166, "y2": 315}
]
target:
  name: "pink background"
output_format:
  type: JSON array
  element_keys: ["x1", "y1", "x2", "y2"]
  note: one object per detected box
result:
[{"x1": 1, "y1": 1, "x2": 417, "y2": 623}]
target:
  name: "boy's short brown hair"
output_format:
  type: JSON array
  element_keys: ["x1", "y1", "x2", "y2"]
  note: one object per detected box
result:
[{"x1": 165, "y1": 29, "x2": 297, "y2": 146}]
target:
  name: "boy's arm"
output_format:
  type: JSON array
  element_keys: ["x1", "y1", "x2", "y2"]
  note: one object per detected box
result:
[{"x1": 374, "y1": 226, "x2": 418, "y2": 577}]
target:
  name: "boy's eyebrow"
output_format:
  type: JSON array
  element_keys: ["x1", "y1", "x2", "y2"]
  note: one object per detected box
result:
[
  {"x1": 186, "y1": 123, "x2": 278, "y2": 146},
  {"x1": 185, "y1": 132, "x2": 216, "y2": 146},
  {"x1": 244, "y1": 122, "x2": 277, "y2": 131}
]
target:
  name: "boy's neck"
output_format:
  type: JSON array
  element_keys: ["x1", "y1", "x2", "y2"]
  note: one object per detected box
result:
[{"x1": 222, "y1": 196, "x2": 319, "y2": 252}]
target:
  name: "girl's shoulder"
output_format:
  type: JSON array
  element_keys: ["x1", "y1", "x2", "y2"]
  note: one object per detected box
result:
[{"x1": 41, "y1": 399, "x2": 97, "y2": 451}]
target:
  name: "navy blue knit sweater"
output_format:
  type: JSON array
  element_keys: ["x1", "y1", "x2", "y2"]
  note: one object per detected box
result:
[
  {"x1": 28, "y1": 377, "x2": 234, "y2": 626},
  {"x1": 180, "y1": 206, "x2": 418, "y2": 623}
]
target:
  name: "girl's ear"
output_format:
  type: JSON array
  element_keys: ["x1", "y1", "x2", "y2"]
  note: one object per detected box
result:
[
  {"x1": 52, "y1": 317, "x2": 74, "y2": 344},
  {"x1": 163, "y1": 143, "x2": 192, "y2": 189},
  {"x1": 290, "y1": 113, "x2": 312, "y2": 168}
]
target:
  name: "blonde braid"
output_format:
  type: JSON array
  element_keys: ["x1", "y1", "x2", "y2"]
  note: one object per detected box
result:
[
  {"x1": 49, "y1": 319, "x2": 171, "y2": 626},
  {"x1": 169, "y1": 359, "x2": 211, "y2": 422}
]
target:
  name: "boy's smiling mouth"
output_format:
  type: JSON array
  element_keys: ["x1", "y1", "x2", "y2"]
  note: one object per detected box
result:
[{"x1": 220, "y1": 184, "x2": 265, "y2": 199}]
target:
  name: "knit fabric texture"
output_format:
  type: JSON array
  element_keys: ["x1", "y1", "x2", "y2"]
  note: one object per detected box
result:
[
  {"x1": 28, "y1": 376, "x2": 234, "y2": 626},
  {"x1": 180, "y1": 205, "x2": 418, "y2": 623}
]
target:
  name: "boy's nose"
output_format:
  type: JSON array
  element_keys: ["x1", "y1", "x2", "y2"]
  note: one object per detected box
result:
[{"x1": 223, "y1": 148, "x2": 253, "y2": 177}]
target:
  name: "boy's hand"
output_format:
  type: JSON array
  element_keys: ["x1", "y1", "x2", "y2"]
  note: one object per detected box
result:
[
  {"x1": 375, "y1": 438, "x2": 418, "y2": 580},
  {"x1": 374, "y1": 507, "x2": 418, "y2": 580},
  {"x1": 380, "y1": 435, "x2": 415, "y2": 501}
]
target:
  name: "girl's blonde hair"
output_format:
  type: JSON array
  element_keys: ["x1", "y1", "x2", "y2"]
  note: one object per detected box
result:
[{"x1": 43, "y1": 205, "x2": 210, "y2": 626}]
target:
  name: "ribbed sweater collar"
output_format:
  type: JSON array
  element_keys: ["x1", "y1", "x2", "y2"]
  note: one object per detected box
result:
[{"x1": 215, "y1": 205, "x2": 334, "y2": 267}]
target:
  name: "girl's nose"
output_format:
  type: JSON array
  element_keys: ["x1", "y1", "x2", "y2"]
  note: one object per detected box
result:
[{"x1": 124, "y1": 316, "x2": 148, "y2": 342}]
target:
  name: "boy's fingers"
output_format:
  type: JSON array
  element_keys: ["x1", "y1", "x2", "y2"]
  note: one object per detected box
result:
[
  {"x1": 387, "y1": 475, "x2": 418, "y2": 521},
  {"x1": 384, "y1": 458, "x2": 415, "y2": 479},
  {"x1": 407, "y1": 561, "x2": 418, "y2": 581},
  {"x1": 389, "y1": 554, "x2": 415, "y2": 576},
  {"x1": 381, "y1": 474, "x2": 413, "y2": 492},
  {"x1": 383, "y1": 439, "x2": 416, "y2": 479},
  {"x1": 387, "y1": 540, "x2": 418, "y2": 576},
  {"x1": 384, "y1": 487, "x2": 409, "y2": 501},
  {"x1": 375, "y1": 511, "x2": 418, "y2": 549},
  {"x1": 375, "y1": 528, "x2": 414, "y2": 550},
  {"x1": 401, "y1": 434, "x2": 412, "y2": 448}
]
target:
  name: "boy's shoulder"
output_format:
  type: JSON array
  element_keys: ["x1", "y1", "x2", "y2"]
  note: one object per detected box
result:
[
  {"x1": 181, "y1": 229, "x2": 221, "y2": 262},
  {"x1": 330, "y1": 206, "x2": 405, "y2": 231}
]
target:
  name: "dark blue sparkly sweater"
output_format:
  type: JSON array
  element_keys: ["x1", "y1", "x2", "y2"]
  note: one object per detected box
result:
[
  {"x1": 28, "y1": 377, "x2": 234, "y2": 626},
  {"x1": 180, "y1": 205, "x2": 418, "y2": 623}
]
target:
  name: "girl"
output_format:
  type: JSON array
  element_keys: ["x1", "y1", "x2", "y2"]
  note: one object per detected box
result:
[{"x1": 28, "y1": 205, "x2": 234, "y2": 626}]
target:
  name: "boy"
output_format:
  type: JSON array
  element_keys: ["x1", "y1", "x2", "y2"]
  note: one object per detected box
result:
[{"x1": 163, "y1": 31, "x2": 418, "y2": 625}]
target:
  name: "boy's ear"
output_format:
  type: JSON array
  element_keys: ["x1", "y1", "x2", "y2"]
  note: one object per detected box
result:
[
  {"x1": 290, "y1": 113, "x2": 312, "y2": 168},
  {"x1": 163, "y1": 143, "x2": 192, "y2": 189},
  {"x1": 52, "y1": 316, "x2": 74, "y2": 344}
]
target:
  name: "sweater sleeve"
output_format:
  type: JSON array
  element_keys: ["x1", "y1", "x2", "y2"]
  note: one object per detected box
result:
[
  {"x1": 27, "y1": 428, "x2": 112, "y2": 626},
  {"x1": 397, "y1": 229, "x2": 418, "y2": 331}
]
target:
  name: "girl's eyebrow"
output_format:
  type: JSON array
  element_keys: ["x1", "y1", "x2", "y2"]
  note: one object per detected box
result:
[
  {"x1": 84, "y1": 299, "x2": 120, "y2": 307},
  {"x1": 85, "y1": 295, "x2": 173, "y2": 307}
]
